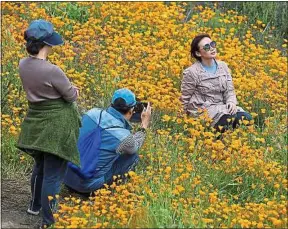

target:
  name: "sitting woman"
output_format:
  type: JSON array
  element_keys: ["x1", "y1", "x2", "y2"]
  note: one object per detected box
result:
[{"x1": 181, "y1": 34, "x2": 252, "y2": 133}]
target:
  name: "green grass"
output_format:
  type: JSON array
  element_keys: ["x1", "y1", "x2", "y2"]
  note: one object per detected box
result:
[
  {"x1": 182, "y1": 1, "x2": 287, "y2": 50},
  {"x1": 223, "y1": 2, "x2": 287, "y2": 38},
  {"x1": 1, "y1": 133, "x2": 33, "y2": 179}
]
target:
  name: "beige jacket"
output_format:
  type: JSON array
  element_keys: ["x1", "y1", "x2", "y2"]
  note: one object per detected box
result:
[{"x1": 181, "y1": 60, "x2": 244, "y2": 126}]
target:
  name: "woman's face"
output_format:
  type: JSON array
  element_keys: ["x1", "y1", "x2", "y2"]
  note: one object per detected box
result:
[{"x1": 197, "y1": 37, "x2": 217, "y2": 60}]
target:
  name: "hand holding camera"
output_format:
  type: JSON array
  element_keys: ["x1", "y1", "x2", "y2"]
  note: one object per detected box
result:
[
  {"x1": 141, "y1": 102, "x2": 152, "y2": 129},
  {"x1": 130, "y1": 101, "x2": 152, "y2": 128}
]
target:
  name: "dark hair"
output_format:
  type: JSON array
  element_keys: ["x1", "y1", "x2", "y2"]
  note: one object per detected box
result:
[
  {"x1": 190, "y1": 34, "x2": 211, "y2": 62},
  {"x1": 24, "y1": 31, "x2": 46, "y2": 55},
  {"x1": 111, "y1": 98, "x2": 134, "y2": 115}
]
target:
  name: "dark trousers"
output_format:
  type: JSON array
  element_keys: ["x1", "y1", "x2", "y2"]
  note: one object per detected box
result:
[
  {"x1": 67, "y1": 153, "x2": 139, "y2": 197},
  {"x1": 104, "y1": 153, "x2": 140, "y2": 185},
  {"x1": 214, "y1": 112, "x2": 252, "y2": 133},
  {"x1": 29, "y1": 152, "x2": 67, "y2": 227}
]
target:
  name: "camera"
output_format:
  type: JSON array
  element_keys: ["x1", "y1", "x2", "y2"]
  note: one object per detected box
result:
[
  {"x1": 134, "y1": 102, "x2": 148, "y2": 114},
  {"x1": 130, "y1": 102, "x2": 148, "y2": 123}
]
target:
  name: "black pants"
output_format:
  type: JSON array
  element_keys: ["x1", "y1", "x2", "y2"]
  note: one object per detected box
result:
[{"x1": 214, "y1": 112, "x2": 252, "y2": 133}]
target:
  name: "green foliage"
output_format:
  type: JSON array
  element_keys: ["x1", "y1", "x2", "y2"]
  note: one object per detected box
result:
[
  {"x1": 40, "y1": 2, "x2": 90, "y2": 23},
  {"x1": 65, "y1": 3, "x2": 90, "y2": 23},
  {"x1": 182, "y1": 1, "x2": 287, "y2": 49},
  {"x1": 1, "y1": 133, "x2": 33, "y2": 179},
  {"x1": 223, "y1": 2, "x2": 287, "y2": 37},
  {"x1": 1, "y1": 2, "x2": 287, "y2": 228}
]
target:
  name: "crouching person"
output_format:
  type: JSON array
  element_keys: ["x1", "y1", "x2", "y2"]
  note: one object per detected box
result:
[{"x1": 64, "y1": 88, "x2": 151, "y2": 195}]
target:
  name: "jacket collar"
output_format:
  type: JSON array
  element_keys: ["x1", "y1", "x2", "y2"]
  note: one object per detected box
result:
[
  {"x1": 196, "y1": 59, "x2": 221, "y2": 74},
  {"x1": 106, "y1": 106, "x2": 132, "y2": 130}
]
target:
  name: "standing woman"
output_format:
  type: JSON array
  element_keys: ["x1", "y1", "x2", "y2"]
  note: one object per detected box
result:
[
  {"x1": 16, "y1": 19, "x2": 81, "y2": 228},
  {"x1": 181, "y1": 34, "x2": 252, "y2": 132}
]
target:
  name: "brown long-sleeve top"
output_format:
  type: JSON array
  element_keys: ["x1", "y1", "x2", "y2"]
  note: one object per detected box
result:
[
  {"x1": 19, "y1": 56, "x2": 77, "y2": 103},
  {"x1": 181, "y1": 60, "x2": 244, "y2": 126}
]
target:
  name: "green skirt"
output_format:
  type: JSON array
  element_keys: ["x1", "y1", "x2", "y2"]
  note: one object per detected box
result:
[{"x1": 16, "y1": 99, "x2": 81, "y2": 166}]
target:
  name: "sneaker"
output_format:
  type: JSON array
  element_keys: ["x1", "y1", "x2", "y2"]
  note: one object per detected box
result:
[{"x1": 27, "y1": 208, "x2": 40, "y2": 216}]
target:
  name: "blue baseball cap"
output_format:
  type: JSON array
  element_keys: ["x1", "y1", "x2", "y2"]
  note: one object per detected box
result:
[
  {"x1": 112, "y1": 88, "x2": 137, "y2": 108},
  {"x1": 24, "y1": 19, "x2": 63, "y2": 46}
]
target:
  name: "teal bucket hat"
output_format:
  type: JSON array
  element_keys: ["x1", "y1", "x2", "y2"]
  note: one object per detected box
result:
[{"x1": 24, "y1": 19, "x2": 63, "y2": 46}]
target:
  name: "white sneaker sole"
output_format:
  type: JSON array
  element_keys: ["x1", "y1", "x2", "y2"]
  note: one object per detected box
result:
[{"x1": 27, "y1": 208, "x2": 40, "y2": 215}]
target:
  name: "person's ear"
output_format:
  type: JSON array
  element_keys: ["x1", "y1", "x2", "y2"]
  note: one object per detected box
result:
[
  {"x1": 128, "y1": 108, "x2": 134, "y2": 116},
  {"x1": 196, "y1": 51, "x2": 201, "y2": 57}
]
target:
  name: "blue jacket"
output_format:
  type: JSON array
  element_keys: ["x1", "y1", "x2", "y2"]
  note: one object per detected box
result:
[{"x1": 64, "y1": 106, "x2": 132, "y2": 192}]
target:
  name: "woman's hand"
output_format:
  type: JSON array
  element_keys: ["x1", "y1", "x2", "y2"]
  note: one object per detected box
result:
[
  {"x1": 226, "y1": 102, "x2": 237, "y2": 115},
  {"x1": 73, "y1": 85, "x2": 80, "y2": 97},
  {"x1": 141, "y1": 102, "x2": 152, "y2": 129}
]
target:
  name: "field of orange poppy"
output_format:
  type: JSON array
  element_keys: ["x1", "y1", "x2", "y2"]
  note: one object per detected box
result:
[{"x1": 1, "y1": 2, "x2": 287, "y2": 228}]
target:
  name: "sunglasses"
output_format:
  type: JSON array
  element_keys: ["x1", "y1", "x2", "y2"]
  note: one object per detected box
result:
[{"x1": 201, "y1": 41, "x2": 216, "y2": 52}]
